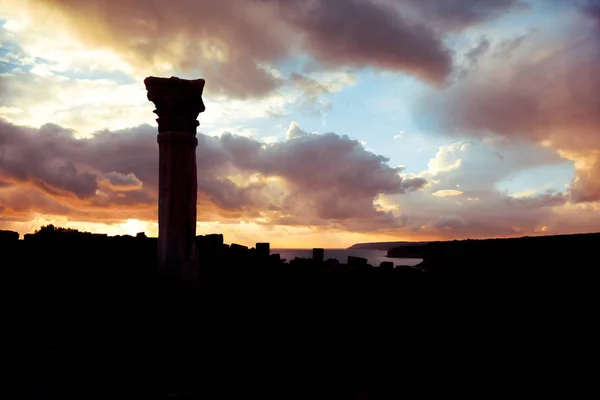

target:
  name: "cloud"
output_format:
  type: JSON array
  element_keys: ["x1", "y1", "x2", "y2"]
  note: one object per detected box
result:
[
  {"x1": 457, "y1": 37, "x2": 492, "y2": 78},
  {"x1": 288, "y1": 71, "x2": 355, "y2": 116},
  {"x1": 416, "y1": 4, "x2": 600, "y2": 201},
  {"x1": 420, "y1": 140, "x2": 566, "y2": 193},
  {"x1": 433, "y1": 190, "x2": 463, "y2": 197},
  {"x1": 0, "y1": 68, "x2": 154, "y2": 135},
  {"x1": 465, "y1": 38, "x2": 491, "y2": 66},
  {"x1": 102, "y1": 172, "x2": 143, "y2": 190},
  {"x1": 379, "y1": 136, "x2": 594, "y2": 239},
  {"x1": 0, "y1": 64, "x2": 297, "y2": 136},
  {"x1": 0, "y1": 118, "x2": 425, "y2": 232},
  {"x1": 286, "y1": 122, "x2": 310, "y2": 140},
  {"x1": 7, "y1": 0, "x2": 456, "y2": 98},
  {"x1": 289, "y1": 73, "x2": 330, "y2": 99}
]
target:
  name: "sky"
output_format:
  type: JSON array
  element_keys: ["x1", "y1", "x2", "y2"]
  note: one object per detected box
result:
[{"x1": 0, "y1": 0, "x2": 599, "y2": 248}]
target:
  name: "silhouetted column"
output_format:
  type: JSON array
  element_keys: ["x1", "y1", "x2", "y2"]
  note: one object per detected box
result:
[{"x1": 144, "y1": 76, "x2": 206, "y2": 282}]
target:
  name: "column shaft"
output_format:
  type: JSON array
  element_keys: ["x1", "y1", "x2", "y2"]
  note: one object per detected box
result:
[{"x1": 157, "y1": 131, "x2": 198, "y2": 281}]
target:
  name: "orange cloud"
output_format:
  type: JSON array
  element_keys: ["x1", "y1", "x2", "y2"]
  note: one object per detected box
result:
[{"x1": 0, "y1": 118, "x2": 426, "y2": 243}]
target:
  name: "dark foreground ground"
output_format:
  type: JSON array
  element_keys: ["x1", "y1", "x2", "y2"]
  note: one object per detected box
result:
[{"x1": 2, "y1": 232, "x2": 599, "y2": 398}]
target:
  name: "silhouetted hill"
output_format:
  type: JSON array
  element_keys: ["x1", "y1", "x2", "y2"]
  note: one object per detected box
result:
[
  {"x1": 386, "y1": 245, "x2": 427, "y2": 258},
  {"x1": 3, "y1": 225, "x2": 599, "y2": 398},
  {"x1": 348, "y1": 241, "x2": 428, "y2": 250},
  {"x1": 401, "y1": 232, "x2": 600, "y2": 276}
]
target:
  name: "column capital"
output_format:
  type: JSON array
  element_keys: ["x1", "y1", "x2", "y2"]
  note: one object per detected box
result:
[{"x1": 144, "y1": 76, "x2": 206, "y2": 133}]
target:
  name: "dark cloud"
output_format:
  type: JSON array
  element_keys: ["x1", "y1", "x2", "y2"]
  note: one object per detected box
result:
[
  {"x1": 0, "y1": 120, "x2": 160, "y2": 213},
  {"x1": 0, "y1": 122, "x2": 98, "y2": 199},
  {"x1": 28, "y1": 0, "x2": 456, "y2": 97},
  {"x1": 275, "y1": 0, "x2": 452, "y2": 86},
  {"x1": 433, "y1": 215, "x2": 468, "y2": 230},
  {"x1": 195, "y1": 128, "x2": 427, "y2": 221},
  {"x1": 584, "y1": 0, "x2": 600, "y2": 23},
  {"x1": 0, "y1": 118, "x2": 424, "y2": 227},
  {"x1": 397, "y1": 0, "x2": 528, "y2": 31},
  {"x1": 509, "y1": 191, "x2": 569, "y2": 209}
]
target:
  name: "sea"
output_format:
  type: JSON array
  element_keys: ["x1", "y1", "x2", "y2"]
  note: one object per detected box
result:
[{"x1": 271, "y1": 249, "x2": 423, "y2": 267}]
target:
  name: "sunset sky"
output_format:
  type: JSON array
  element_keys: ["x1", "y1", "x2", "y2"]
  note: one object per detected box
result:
[{"x1": 1, "y1": 0, "x2": 599, "y2": 248}]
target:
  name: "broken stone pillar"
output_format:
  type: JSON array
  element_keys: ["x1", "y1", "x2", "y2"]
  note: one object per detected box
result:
[
  {"x1": 144, "y1": 76, "x2": 206, "y2": 282},
  {"x1": 256, "y1": 242, "x2": 270, "y2": 259},
  {"x1": 312, "y1": 248, "x2": 324, "y2": 264}
]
